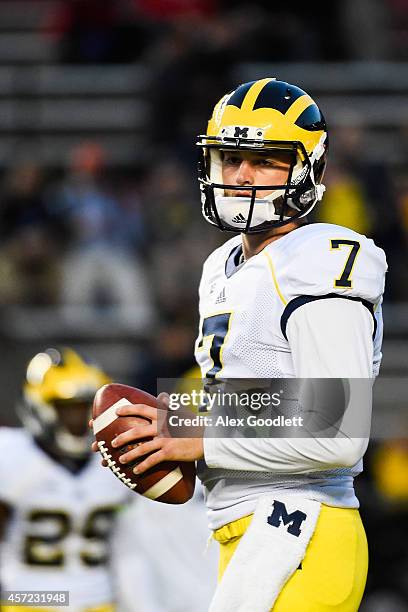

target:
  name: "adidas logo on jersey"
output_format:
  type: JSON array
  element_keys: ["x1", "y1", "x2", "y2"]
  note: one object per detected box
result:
[
  {"x1": 232, "y1": 213, "x2": 247, "y2": 223},
  {"x1": 215, "y1": 287, "x2": 226, "y2": 303}
]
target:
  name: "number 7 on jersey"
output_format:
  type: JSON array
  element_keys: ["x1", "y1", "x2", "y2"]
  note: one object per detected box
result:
[
  {"x1": 330, "y1": 239, "x2": 361, "y2": 288},
  {"x1": 197, "y1": 312, "x2": 232, "y2": 378}
]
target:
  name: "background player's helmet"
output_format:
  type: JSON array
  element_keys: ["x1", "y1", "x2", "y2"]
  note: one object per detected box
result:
[
  {"x1": 19, "y1": 347, "x2": 110, "y2": 459},
  {"x1": 197, "y1": 78, "x2": 328, "y2": 233}
]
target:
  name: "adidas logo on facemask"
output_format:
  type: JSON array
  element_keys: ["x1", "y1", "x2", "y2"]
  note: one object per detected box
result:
[{"x1": 232, "y1": 213, "x2": 247, "y2": 223}]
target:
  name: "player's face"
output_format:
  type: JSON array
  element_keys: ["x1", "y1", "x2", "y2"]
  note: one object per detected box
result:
[
  {"x1": 221, "y1": 150, "x2": 292, "y2": 198},
  {"x1": 54, "y1": 400, "x2": 92, "y2": 436}
]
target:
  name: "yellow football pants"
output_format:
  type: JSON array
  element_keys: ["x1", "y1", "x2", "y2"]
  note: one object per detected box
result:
[{"x1": 214, "y1": 504, "x2": 368, "y2": 611}]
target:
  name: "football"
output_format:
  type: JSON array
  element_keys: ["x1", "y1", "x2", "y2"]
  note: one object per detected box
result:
[{"x1": 92, "y1": 383, "x2": 196, "y2": 503}]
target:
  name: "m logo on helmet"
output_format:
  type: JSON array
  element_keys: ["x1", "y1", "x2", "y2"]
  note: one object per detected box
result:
[
  {"x1": 234, "y1": 126, "x2": 249, "y2": 138},
  {"x1": 219, "y1": 125, "x2": 265, "y2": 143}
]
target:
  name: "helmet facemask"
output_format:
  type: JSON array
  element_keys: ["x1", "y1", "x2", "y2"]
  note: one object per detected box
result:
[
  {"x1": 197, "y1": 135, "x2": 327, "y2": 234},
  {"x1": 19, "y1": 394, "x2": 94, "y2": 461}
]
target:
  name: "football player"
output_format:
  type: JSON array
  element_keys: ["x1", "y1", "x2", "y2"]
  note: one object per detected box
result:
[
  {"x1": 0, "y1": 348, "x2": 131, "y2": 612},
  {"x1": 96, "y1": 79, "x2": 387, "y2": 611}
]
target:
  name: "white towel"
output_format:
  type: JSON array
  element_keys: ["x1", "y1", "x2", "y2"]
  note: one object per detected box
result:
[{"x1": 209, "y1": 494, "x2": 321, "y2": 612}]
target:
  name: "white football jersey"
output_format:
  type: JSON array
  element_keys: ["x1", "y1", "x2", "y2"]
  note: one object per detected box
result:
[
  {"x1": 0, "y1": 427, "x2": 131, "y2": 611},
  {"x1": 194, "y1": 223, "x2": 387, "y2": 528}
]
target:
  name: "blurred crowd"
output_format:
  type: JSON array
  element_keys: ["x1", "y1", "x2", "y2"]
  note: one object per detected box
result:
[
  {"x1": 0, "y1": 141, "x2": 222, "y2": 359},
  {"x1": 0, "y1": 0, "x2": 405, "y2": 322},
  {"x1": 0, "y1": 123, "x2": 407, "y2": 316},
  {"x1": 43, "y1": 0, "x2": 408, "y2": 64}
]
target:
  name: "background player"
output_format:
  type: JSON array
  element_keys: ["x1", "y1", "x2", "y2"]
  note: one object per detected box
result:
[
  {"x1": 1, "y1": 350, "x2": 217, "y2": 612},
  {"x1": 0, "y1": 347, "x2": 130, "y2": 612},
  {"x1": 101, "y1": 78, "x2": 387, "y2": 611}
]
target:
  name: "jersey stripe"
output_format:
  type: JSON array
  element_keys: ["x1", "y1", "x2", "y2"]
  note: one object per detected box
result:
[
  {"x1": 280, "y1": 294, "x2": 376, "y2": 340},
  {"x1": 263, "y1": 251, "x2": 287, "y2": 306}
]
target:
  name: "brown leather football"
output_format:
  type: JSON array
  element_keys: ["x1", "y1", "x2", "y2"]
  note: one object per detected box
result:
[{"x1": 92, "y1": 383, "x2": 195, "y2": 503}]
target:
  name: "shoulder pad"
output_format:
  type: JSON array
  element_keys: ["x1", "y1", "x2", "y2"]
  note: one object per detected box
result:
[{"x1": 272, "y1": 224, "x2": 387, "y2": 305}]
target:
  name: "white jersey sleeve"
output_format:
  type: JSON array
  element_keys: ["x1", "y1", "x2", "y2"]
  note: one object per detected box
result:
[
  {"x1": 287, "y1": 298, "x2": 374, "y2": 378},
  {"x1": 275, "y1": 223, "x2": 387, "y2": 376},
  {"x1": 203, "y1": 300, "x2": 372, "y2": 474},
  {"x1": 204, "y1": 435, "x2": 368, "y2": 474}
]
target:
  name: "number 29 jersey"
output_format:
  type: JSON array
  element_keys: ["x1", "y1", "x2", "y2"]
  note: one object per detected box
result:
[
  {"x1": 0, "y1": 427, "x2": 130, "y2": 611},
  {"x1": 194, "y1": 223, "x2": 387, "y2": 528}
]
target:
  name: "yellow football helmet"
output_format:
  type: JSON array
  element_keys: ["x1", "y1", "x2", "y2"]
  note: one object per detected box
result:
[
  {"x1": 20, "y1": 347, "x2": 111, "y2": 459},
  {"x1": 197, "y1": 78, "x2": 328, "y2": 233}
]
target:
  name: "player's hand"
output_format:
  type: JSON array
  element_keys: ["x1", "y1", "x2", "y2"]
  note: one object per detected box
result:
[{"x1": 111, "y1": 392, "x2": 204, "y2": 475}]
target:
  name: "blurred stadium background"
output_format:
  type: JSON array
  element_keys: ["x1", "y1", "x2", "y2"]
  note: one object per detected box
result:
[{"x1": 0, "y1": 1, "x2": 406, "y2": 610}]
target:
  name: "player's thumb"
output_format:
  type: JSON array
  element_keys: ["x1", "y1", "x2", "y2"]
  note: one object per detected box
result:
[{"x1": 157, "y1": 392, "x2": 170, "y2": 409}]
